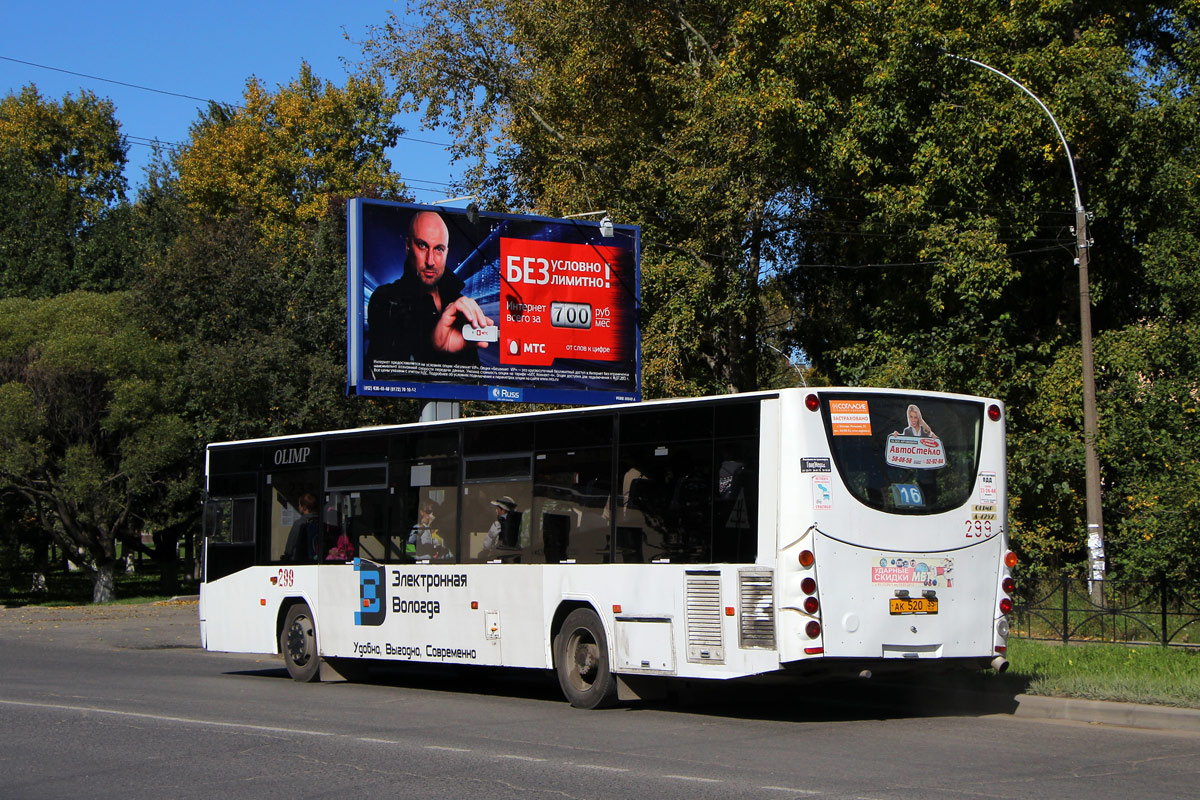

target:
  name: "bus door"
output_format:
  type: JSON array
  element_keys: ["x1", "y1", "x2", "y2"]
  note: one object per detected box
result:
[{"x1": 314, "y1": 462, "x2": 391, "y2": 650}]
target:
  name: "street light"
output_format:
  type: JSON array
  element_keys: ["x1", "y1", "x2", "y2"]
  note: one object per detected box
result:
[
  {"x1": 944, "y1": 52, "x2": 1105, "y2": 596},
  {"x1": 762, "y1": 340, "x2": 807, "y2": 387},
  {"x1": 564, "y1": 209, "x2": 615, "y2": 237},
  {"x1": 432, "y1": 195, "x2": 480, "y2": 224}
]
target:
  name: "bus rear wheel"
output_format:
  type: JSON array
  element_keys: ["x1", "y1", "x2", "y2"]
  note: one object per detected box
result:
[
  {"x1": 281, "y1": 604, "x2": 320, "y2": 682},
  {"x1": 554, "y1": 608, "x2": 618, "y2": 709}
]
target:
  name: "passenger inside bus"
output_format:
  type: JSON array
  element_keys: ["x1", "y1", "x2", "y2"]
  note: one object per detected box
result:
[
  {"x1": 408, "y1": 500, "x2": 452, "y2": 560},
  {"x1": 282, "y1": 492, "x2": 320, "y2": 562},
  {"x1": 479, "y1": 495, "x2": 522, "y2": 560}
]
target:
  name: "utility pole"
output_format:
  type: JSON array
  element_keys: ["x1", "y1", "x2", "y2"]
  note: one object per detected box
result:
[
  {"x1": 1076, "y1": 206, "x2": 1105, "y2": 601},
  {"x1": 944, "y1": 52, "x2": 1106, "y2": 601}
]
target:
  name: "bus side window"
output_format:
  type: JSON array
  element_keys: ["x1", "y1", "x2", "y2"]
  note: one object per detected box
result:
[
  {"x1": 324, "y1": 490, "x2": 389, "y2": 563},
  {"x1": 266, "y1": 469, "x2": 322, "y2": 563},
  {"x1": 204, "y1": 498, "x2": 233, "y2": 543},
  {"x1": 713, "y1": 437, "x2": 758, "y2": 563},
  {"x1": 393, "y1": 459, "x2": 459, "y2": 563},
  {"x1": 615, "y1": 441, "x2": 713, "y2": 564},
  {"x1": 531, "y1": 447, "x2": 611, "y2": 564}
]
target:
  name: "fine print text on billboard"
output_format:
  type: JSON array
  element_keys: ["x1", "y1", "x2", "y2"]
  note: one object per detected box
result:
[{"x1": 347, "y1": 199, "x2": 641, "y2": 405}]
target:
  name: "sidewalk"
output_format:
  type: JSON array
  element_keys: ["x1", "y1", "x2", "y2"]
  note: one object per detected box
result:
[{"x1": 0, "y1": 598, "x2": 201, "y2": 650}]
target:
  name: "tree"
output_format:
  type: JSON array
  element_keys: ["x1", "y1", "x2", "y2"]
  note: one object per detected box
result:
[
  {"x1": 363, "y1": 1, "x2": 786, "y2": 394},
  {"x1": 174, "y1": 62, "x2": 405, "y2": 261},
  {"x1": 360, "y1": 1, "x2": 1200, "y2": 578},
  {"x1": 0, "y1": 292, "x2": 191, "y2": 602},
  {"x1": 137, "y1": 65, "x2": 418, "y2": 451},
  {"x1": 0, "y1": 85, "x2": 131, "y2": 298}
]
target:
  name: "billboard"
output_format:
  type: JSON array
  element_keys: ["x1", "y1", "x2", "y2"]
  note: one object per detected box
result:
[{"x1": 347, "y1": 199, "x2": 640, "y2": 405}]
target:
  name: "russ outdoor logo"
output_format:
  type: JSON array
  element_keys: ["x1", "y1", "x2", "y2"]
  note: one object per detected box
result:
[{"x1": 355, "y1": 559, "x2": 386, "y2": 626}]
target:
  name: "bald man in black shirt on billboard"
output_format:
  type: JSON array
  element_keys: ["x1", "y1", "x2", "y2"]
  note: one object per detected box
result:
[{"x1": 366, "y1": 210, "x2": 493, "y2": 374}]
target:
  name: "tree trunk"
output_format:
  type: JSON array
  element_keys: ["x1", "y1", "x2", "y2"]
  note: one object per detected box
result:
[
  {"x1": 92, "y1": 561, "x2": 116, "y2": 604},
  {"x1": 154, "y1": 530, "x2": 180, "y2": 595},
  {"x1": 30, "y1": 534, "x2": 49, "y2": 594},
  {"x1": 742, "y1": 209, "x2": 764, "y2": 391}
]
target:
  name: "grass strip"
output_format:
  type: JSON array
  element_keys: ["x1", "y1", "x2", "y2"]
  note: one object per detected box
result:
[{"x1": 1007, "y1": 637, "x2": 1200, "y2": 708}]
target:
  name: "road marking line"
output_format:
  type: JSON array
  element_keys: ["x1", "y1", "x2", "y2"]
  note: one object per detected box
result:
[
  {"x1": 571, "y1": 764, "x2": 629, "y2": 772},
  {"x1": 425, "y1": 745, "x2": 471, "y2": 752},
  {"x1": 497, "y1": 754, "x2": 547, "y2": 762},
  {"x1": 0, "y1": 698, "x2": 335, "y2": 737},
  {"x1": 761, "y1": 787, "x2": 821, "y2": 795},
  {"x1": 663, "y1": 774, "x2": 723, "y2": 783}
]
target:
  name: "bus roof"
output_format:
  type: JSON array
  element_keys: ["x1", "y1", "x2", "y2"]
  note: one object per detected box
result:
[{"x1": 204, "y1": 385, "x2": 1001, "y2": 450}]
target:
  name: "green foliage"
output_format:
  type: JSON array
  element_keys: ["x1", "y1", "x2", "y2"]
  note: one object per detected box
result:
[
  {"x1": 135, "y1": 62, "x2": 425, "y2": 446},
  {"x1": 175, "y1": 63, "x2": 405, "y2": 260},
  {"x1": 3, "y1": 5, "x2": 1199, "y2": 593},
  {"x1": 0, "y1": 85, "x2": 131, "y2": 299},
  {"x1": 361, "y1": 0, "x2": 1200, "y2": 580},
  {"x1": 1093, "y1": 321, "x2": 1200, "y2": 581},
  {"x1": 0, "y1": 292, "x2": 190, "y2": 602}
]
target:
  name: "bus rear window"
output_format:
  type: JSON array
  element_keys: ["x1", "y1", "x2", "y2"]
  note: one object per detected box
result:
[{"x1": 819, "y1": 393, "x2": 983, "y2": 515}]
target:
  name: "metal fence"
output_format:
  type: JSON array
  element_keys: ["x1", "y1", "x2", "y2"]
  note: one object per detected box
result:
[{"x1": 1012, "y1": 575, "x2": 1200, "y2": 647}]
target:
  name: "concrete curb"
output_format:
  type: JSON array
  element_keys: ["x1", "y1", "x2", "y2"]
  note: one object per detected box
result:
[{"x1": 1011, "y1": 693, "x2": 1200, "y2": 733}]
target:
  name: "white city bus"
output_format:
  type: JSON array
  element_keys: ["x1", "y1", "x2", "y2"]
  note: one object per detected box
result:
[{"x1": 200, "y1": 388, "x2": 1016, "y2": 708}]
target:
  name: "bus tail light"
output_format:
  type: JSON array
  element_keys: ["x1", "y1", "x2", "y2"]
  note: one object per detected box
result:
[
  {"x1": 999, "y1": 597, "x2": 1013, "y2": 615},
  {"x1": 803, "y1": 596, "x2": 819, "y2": 614},
  {"x1": 1004, "y1": 551, "x2": 1019, "y2": 568},
  {"x1": 988, "y1": 404, "x2": 1002, "y2": 422},
  {"x1": 805, "y1": 620, "x2": 821, "y2": 638},
  {"x1": 805, "y1": 394, "x2": 820, "y2": 411},
  {"x1": 801, "y1": 577, "x2": 816, "y2": 594},
  {"x1": 1002, "y1": 576, "x2": 1015, "y2": 593},
  {"x1": 798, "y1": 550, "x2": 815, "y2": 568}
]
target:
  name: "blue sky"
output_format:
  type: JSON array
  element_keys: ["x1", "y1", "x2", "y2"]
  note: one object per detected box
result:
[{"x1": 1, "y1": 1, "x2": 458, "y2": 200}]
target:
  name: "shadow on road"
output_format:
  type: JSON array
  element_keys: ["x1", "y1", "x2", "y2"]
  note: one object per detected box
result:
[
  {"x1": 642, "y1": 670, "x2": 1029, "y2": 723},
  {"x1": 223, "y1": 657, "x2": 1028, "y2": 723}
]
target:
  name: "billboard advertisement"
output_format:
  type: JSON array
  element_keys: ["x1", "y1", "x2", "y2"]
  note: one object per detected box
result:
[{"x1": 347, "y1": 198, "x2": 640, "y2": 405}]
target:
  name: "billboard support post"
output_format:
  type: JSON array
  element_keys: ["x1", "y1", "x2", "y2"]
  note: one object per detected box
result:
[{"x1": 420, "y1": 401, "x2": 461, "y2": 422}]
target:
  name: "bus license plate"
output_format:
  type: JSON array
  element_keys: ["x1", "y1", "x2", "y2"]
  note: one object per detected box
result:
[{"x1": 889, "y1": 597, "x2": 938, "y2": 615}]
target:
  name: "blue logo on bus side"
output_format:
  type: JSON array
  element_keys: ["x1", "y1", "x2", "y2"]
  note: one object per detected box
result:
[{"x1": 355, "y1": 559, "x2": 386, "y2": 626}]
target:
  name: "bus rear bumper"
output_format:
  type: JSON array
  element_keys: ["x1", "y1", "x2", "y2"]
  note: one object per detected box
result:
[{"x1": 779, "y1": 654, "x2": 998, "y2": 679}]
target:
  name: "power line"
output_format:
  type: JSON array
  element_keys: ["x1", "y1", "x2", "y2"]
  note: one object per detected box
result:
[
  {"x1": 1, "y1": 54, "x2": 231, "y2": 107},
  {"x1": 4, "y1": 54, "x2": 459, "y2": 190},
  {"x1": 1, "y1": 53, "x2": 453, "y2": 148},
  {"x1": 124, "y1": 134, "x2": 185, "y2": 150}
]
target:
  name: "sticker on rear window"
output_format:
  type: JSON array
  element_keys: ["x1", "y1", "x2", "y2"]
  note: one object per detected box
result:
[
  {"x1": 829, "y1": 399, "x2": 871, "y2": 436},
  {"x1": 885, "y1": 403, "x2": 945, "y2": 469}
]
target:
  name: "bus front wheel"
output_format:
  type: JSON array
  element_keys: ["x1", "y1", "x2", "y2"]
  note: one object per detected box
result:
[
  {"x1": 554, "y1": 608, "x2": 618, "y2": 709},
  {"x1": 281, "y1": 604, "x2": 320, "y2": 682}
]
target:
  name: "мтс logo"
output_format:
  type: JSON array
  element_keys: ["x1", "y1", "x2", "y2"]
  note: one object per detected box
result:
[{"x1": 355, "y1": 559, "x2": 386, "y2": 626}]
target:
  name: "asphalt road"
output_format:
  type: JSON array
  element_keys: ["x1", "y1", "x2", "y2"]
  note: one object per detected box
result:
[{"x1": 1, "y1": 601, "x2": 1198, "y2": 800}]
